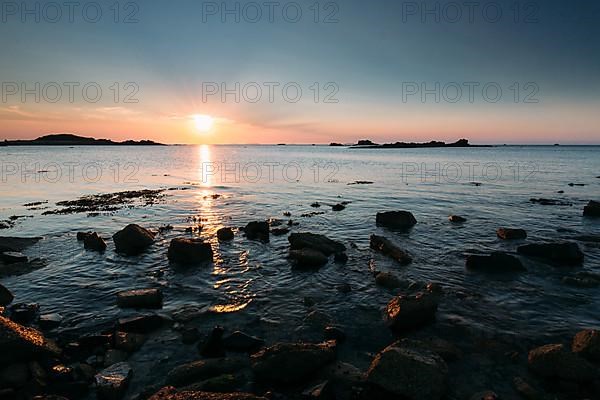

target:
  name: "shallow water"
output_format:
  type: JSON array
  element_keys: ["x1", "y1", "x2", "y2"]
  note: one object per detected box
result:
[{"x1": 1, "y1": 144, "x2": 599, "y2": 397}]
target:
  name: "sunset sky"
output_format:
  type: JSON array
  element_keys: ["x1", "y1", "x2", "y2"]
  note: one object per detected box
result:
[{"x1": 1, "y1": 0, "x2": 599, "y2": 144}]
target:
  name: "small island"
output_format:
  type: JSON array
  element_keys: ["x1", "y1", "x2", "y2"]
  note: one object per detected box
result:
[
  {"x1": 351, "y1": 138, "x2": 489, "y2": 148},
  {"x1": 1, "y1": 134, "x2": 165, "y2": 146}
]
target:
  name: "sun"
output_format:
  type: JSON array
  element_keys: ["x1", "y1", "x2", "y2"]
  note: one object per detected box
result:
[{"x1": 193, "y1": 114, "x2": 214, "y2": 133}]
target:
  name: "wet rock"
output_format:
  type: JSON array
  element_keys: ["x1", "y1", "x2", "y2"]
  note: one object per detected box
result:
[
  {"x1": 465, "y1": 252, "x2": 525, "y2": 272},
  {"x1": 374, "y1": 271, "x2": 407, "y2": 289},
  {"x1": 9, "y1": 302, "x2": 39, "y2": 325},
  {"x1": 116, "y1": 288, "x2": 163, "y2": 309},
  {"x1": 572, "y1": 329, "x2": 600, "y2": 362},
  {"x1": 333, "y1": 252, "x2": 348, "y2": 264},
  {"x1": 289, "y1": 249, "x2": 328, "y2": 269},
  {"x1": 251, "y1": 341, "x2": 337, "y2": 384},
  {"x1": 83, "y1": 232, "x2": 107, "y2": 252},
  {"x1": 186, "y1": 373, "x2": 244, "y2": 393},
  {"x1": 117, "y1": 314, "x2": 166, "y2": 334},
  {"x1": 166, "y1": 357, "x2": 249, "y2": 387},
  {"x1": 181, "y1": 327, "x2": 200, "y2": 344},
  {"x1": 1, "y1": 251, "x2": 28, "y2": 264},
  {"x1": 168, "y1": 238, "x2": 213, "y2": 264},
  {"x1": 311, "y1": 202, "x2": 321, "y2": 208},
  {"x1": 39, "y1": 313, "x2": 63, "y2": 331},
  {"x1": 496, "y1": 227, "x2": 527, "y2": 240},
  {"x1": 418, "y1": 337, "x2": 463, "y2": 362},
  {"x1": 584, "y1": 200, "x2": 600, "y2": 217},
  {"x1": 517, "y1": 242, "x2": 584, "y2": 266},
  {"x1": 0, "y1": 283, "x2": 14, "y2": 306},
  {"x1": 112, "y1": 224, "x2": 154, "y2": 255},
  {"x1": 370, "y1": 235, "x2": 412, "y2": 265},
  {"x1": 568, "y1": 182, "x2": 585, "y2": 187},
  {"x1": 149, "y1": 386, "x2": 266, "y2": 400},
  {"x1": 0, "y1": 315, "x2": 61, "y2": 363},
  {"x1": 77, "y1": 231, "x2": 92, "y2": 241},
  {"x1": 530, "y1": 198, "x2": 573, "y2": 206},
  {"x1": 222, "y1": 331, "x2": 265, "y2": 352},
  {"x1": 470, "y1": 391, "x2": 498, "y2": 400},
  {"x1": 448, "y1": 215, "x2": 467, "y2": 223},
  {"x1": 302, "y1": 380, "x2": 332, "y2": 399},
  {"x1": 199, "y1": 326, "x2": 225, "y2": 358},
  {"x1": 376, "y1": 211, "x2": 417, "y2": 229},
  {"x1": 271, "y1": 227, "x2": 289, "y2": 236},
  {"x1": 324, "y1": 326, "x2": 346, "y2": 342},
  {"x1": 95, "y1": 362, "x2": 132, "y2": 400},
  {"x1": 367, "y1": 341, "x2": 448, "y2": 400},
  {"x1": 289, "y1": 232, "x2": 346, "y2": 256},
  {"x1": 332, "y1": 204, "x2": 345, "y2": 211},
  {"x1": 244, "y1": 221, "x2": 269, "y2": 242},
  {"x1": 217, "y1": 228, "x2": 234, "y2": 241},
  {"x1": 384, "y1": 287, "x2": 440, "y2": 332},
  {"x1": 104, "y1": 349, "x2": 128, "y2": 367},
  {"x1": 114, "y1": 331, "x2": 145, "y2": 353},
  {"x1": 527, "y1": 343, "x2": 597, "y2": 382},
  {"x1": 513, "y1": 376, "x2": 542, "y2": 400}
]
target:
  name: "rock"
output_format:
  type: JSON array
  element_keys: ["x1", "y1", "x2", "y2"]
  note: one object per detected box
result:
[
  {"x1": 572, "y1": 329, "x2": 600, "y2": 361},
  {"x1": 77, "y1": 231, "x2": 92, "y2": 241},
  {"x1": 384, "y1": 288, "x2": 440, "y2": 332},
  {"x1": 465, "y1": 252, "x2": 525, "y2": 272},
  {"x1": 527, "y1": 343, "x2": 597, "y2": 382},
  {"x1": 39, "y1": 313, "x2": 63, "y2": 330},
  {"x1": 562, "y1": 276, "x2": 600, "y2": 288},
  {"x1": 311, "y1": 202, "x2": 321, "y2": 208},
  {"x1": 367, "y1": 341, "x2": 448, "y2": 400},
  {"x1": 251, "y1": 341, "x2": 337, "y2": 384},
  {"x1": 333, "y1": 252, "x2": 348, "y2": 263},
  {"x1": 104, "y1": 349, "x2": 128, "y2": 367},
  {"x1": 289, "y1": 249, "x2": 328, "y2": 269},
  {"x1": 166, "y1": 358, "x2": 249, "y2": 387},
  {"x1": 517, "y1": 242, "x2": 584, "y2": 266},
  {"x1": 0, "y1": 362, "x2": 29, "y2": 387},
  {"x1": 117, "y1": 314, "x2": 166, "y2": 333},
  {"x1": 0, "y1": 315, "x2": 61, "y2": 364},
  {"x1": 271, "y1": 227, "x2": 289, "y2": 236},
  {"x1": 370, "y1": 235, "x2": 412, "y2": 265},
  {"x1": 83, "y1": 232, "x2": 107, "y2": 252},
  {"x1": 187, "y1": 373, "x2": 243, "y2": 393},
  {"x1": 288, "y1": 232, "x2": 346, "y2": 256},
  {"x1": 222, "y1": 331, "x2": 265, "y2": 352},
  {"x1": 332, "y1": 204, "x2": 345, "y2": 211},
  {"x1": 324, "y1": 326, "x2": 346, "y2": 342},
  {"x1": 374, "y1": 271, "x2": 407, "y2": 289},
  {"x1": 0, "y1": 283, "x2": 14, "y2": 306},
  {"x1": 181, "y1": 327, "x2": 200, "y2": 344},
  {"x1": 496, "y1": 227, "x2": 527, "y2": 240},
  {"x1": 244, "y1": 221, "x2": 269, "y2": 241},
  {"x1": 116, "y1": 289, "x2": 163, "y2": 309},
  {"x1": 376, "y1": 211, "x2": 417, "y2": 229},
  {"x1": 513, "y1": 377, "x2": 542, "y2": 400},
  {"x1": 302, "y1": 380, "x2": 332, "y2": 398},
  {"x1": 112, "y1": 224, "x2": 154, "y2": 255},
  {"x1": 1, "y1": 251, "x2": 28, "y2": 264},
  {"x1": 583, "y1": 200, "x2": 600, "y2": 217},
  {"x1": 217, "y1": 228, "x2": 234, "y2": 241},
  {"x1": 114, "y1": 331, "x2": 145, "y2": 353},
  {"x1": 568, "y1": 183, "x2": 585, "y2": 187},
  {"x1": 530, "y1": 198, "x2": 572, "y2": 206},
  {"x1": 199, "y1": 326, "x2": 225, "y2": 358},
  {"x1": 448, "y1": 215, "x2": 466, "y2": 223},
  {"x1": 95, "y1": 362, "x2": 132, "y2": 400},
  {"x1": 470, "y1": 391, "x2": 498, "y2": 400},
  {"x1": 9, "y1": 302, "x2": 39, "y2": 325},
  {"x1": 168, "y1": 238, "x2": 213, "y2": 264},
  {"x1": 149, "y1": 387, "x2": 266, "y2": 400}
]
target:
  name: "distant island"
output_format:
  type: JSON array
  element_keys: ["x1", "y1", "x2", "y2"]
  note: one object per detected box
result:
[
  {"x1": 1, "y1": 134, "x2": 165, "y2": 146},
  {"x1": 349, "y1": 138, "x2": 490, "y2": 148}
]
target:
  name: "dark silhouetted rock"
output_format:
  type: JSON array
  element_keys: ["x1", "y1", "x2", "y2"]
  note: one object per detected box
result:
[
  {"x1": 168, "y1": 238, "x2": 213, "y2": 264},
  {"x1": 112, "y1": 224, "x2": 154, "y2": 255},
  {"x1": 0, "y1": 283, "x2": 14, "y2": 306},
  {"x1": 518, "y1": 242, "x2": 584, "y2": 266},
  {"x1": 251, "y1": 341, "x2": 336, "y2": 384},
  {"x1": 513, "y1": 377, "x2": 542, "y2": 400},
  {"x1": 465, "y1": 252, "x2": 525, "y2": 272},
  {"x1": 530, "y1": 198, "x2": 572, "y2": 206},
  {"x1": 583, "y1": 200, "x2": 600, "y2": 217},
  {"x1": 376, "y1": 211, "x2": 417, "y2": 229},
  {"x1": 165, "y1": 358, "x2": 249, "y2": 387},
  {"x1": 114, "y1": 331, "x2": 146, "y2": 353},
  {"x1": 217, "y1": 228, "x2": 234, "y2": 241},
  {"x1": 117, "y1": 314, "x2": 166, "y2": 334},
  {"x1": 199, "y1": 326, "x2": 225, "y2": 358},
  {"x1": 470, "y1": 391, "x2": 499, "y2": 400},
  {"x1": 149, "y1": 387, "x2": 266, "y2": 400},
  {"x1": 572, "y1": 329, "x2": 600, "y2": 362},
  {"x1": 333, "y1": 252, "x2": 348, "y2": 263},
  {"x1": 8, "y1": 302, "x2": 39, "y2": 324},
  {"x1": 39, "y1": 313, "x2": 63, "y2": 331},
  {"x1": 385, "y1": 287, "x2": 440, "y2": 332},
  {"x1": 374, "y1": 271, "x2": 407, "y2": 289},
  {"x1": 370, "y1": 235, "x2": 412, "y2": 265},
  {"x1": 94, "y1": 362, "x2": 132, "y2": 400},
  {"x1": 448, "y1": 215, "x2": 466, "y2": 223},
  {"x1": 324, "y1": 326, "x2": 346, "y2": 342},
  {"x1": 289, "y1": 232, "x2": 345, "y2": 255},
  {"x1": 367, "y1": 341, "x2": 448, "y2": 400},
  {"x1": 117, "y1": 289, "x2": 163, "y2": 309},
  {"x1": 332, "y1": 204, "x2": 345, "y2": 211},
  {"x1": 83, "y1": 232, "x2": 107, "y2": 252},
  {"x1": 77, "y1": 231, "x2": 92, "y2": 241},
  {"x1": 0, "y1": 315, "x2": 61, "y2": 363},
  {"x1": 244, "y1": 221, "x2": 269, "y2": 241},
  {"x1": 289, "y1": 249, "x2": 328, "y2": 269},
  {"x1": 528, "y1": 343, "x2": 597, "y2": 382},
  {"x1": 496, "y1": 228, "x2": 527, "y2": 240},
  {"x1": 1, "y1": 251, "x2": 27, "y2": 264},
  {"x1": 223, "y1": 331, "x2": 265, "y2": 353},
  {"x1": 271, "y1": 227, "x2": 289, "y2": 236}
]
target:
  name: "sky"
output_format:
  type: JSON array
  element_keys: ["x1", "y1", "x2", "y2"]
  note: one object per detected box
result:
[{"x1": 0, "y1": 0, "x2": 599, "y2": 144}]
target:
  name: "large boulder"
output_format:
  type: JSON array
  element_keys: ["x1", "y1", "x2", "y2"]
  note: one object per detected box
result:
[
  {"x1": 0, "y1": 315, "x2": 61, "y2": 363},
  {"x1": 583, "y1": 200, "x2": 600, "y2": 217},
  {"x1": 376, "y1": 211, "x2": 417, "y2": 229},
  {"x1": 83, "y1": 232, "x2": 107, "y2": 252},
  {"x1": 0, "y1": 283, "x2": 14, "y2": 306},
  {"x1": 116, "y1": 289, "x2": 163, "y2": 309},
  {"x1": 288, "y1": 232, "x2": 345, "y2": 256},
  {"x1": 367, "y1": 341, "x2": 448, "y2": 400},
  {"x1": 385, "y1": 286, "x2": 440, "y2": 332},
  {"x1": 370, "y1": 235, "x2": 412, "y2": 265},
  {"x1": 95, "y1": 362, "x2": 133, "y2": 400},
  {"x1": 168, "y1": 238, "x2": 213, "y2": 264},
  {"x1": 149, "y1": 387, "x2": 266, "y2": 400},
  {"x1": 244, "y1": 221, "x2": 269, "y2": 242},
  {"x1": 465, "y1": 252, "x2": 525, "y2": 272},
  {"x1": 528, "y1": 343, "x2": 597, "y2": 382},
  {"x1": 572, "y1": 329, "x2": 600, "y2": 362},
  {"x1": 496, "y1": 228, "x2": 527, "y2": 240},
  {"x1": 251, "y1": 341, "x2": 336, "y2": 384},
  {"x1": 112, "y1": 224, "x2": 154, "y2": 255},
  {"x1": 217, "y1": 227, "x2": 234, "y2": 241},
  {"x1": 517, "y1": 242, "x2": 584, "y2": 266}
]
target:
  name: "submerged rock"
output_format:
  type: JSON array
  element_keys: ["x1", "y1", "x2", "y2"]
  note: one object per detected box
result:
[
  {"x1": 222, "y1": 331, "x2": 265, "y2": 352},
  {"x1": 465, "y1": 252, "x2": 525, "y2": 272},
  {"x1": 530, "y1": 198, "x2": 573, "y2": 206},
  {"x1": 0, "y1": 283, "x2": 14, "y2": 306},
  {"x1": 374, "y1": 271, "x2": 407, "y2": 289},
  {"x1": 1, "y1": 251, "x2": 28, "y2": 264},
  {"x1": 251, "y1": 341, "x2": 336, "y2": 384},
  {"x1": 83, "y1": 232, "x2": 107, "y2": 252},
  {"x1": 332, "y1": 203, "x2": 345, "y2": 211},
  {"x1": 168, "y1": 238, "x2": 213, "y2": 264},
  {"x1": 376, "y1": 211, "x2": 417, "y2": 229},
  {"x1": 112, "y1": 224, "x2": 154, "y2": 255},
  {"x1": 572, "y1": 329, "x2": 600, "y2": 362},
  {"x1": 583, "y1": 200, "x2": 600, "y2": 217},
  {"x1": 448, "y1": 215, "x2": 467, "y2": 223},
  {"x1": 271, "y1": 227, "x2": 290, "y2": 236},
  {"x1": 0, "y1": 315, "x2": 61, "y2": 363},
  {"x1": 166, "y1": 357, "x2": 249, "y2": 387},
  {"x1": 528, "y1": 343, "x2": 597, "y2": 382},
  {"x1": 198, "y1": 326, "x2": 225, "y2": 358},
  {"x1": 244, "y1": 221, "x2": 269, "y2": 242},
  {"x1": 367, "y1": 341, "x2": 448, "y2": 400},
  {"x1": 116, "y1": 289, "x2": 163, "y2": 309},
  {"x1": 289, "y1": 248, "x2": 328, "y2": 269},
  {"x1": 149, "y1": 387, "x2": 266, "y2": 400},
  {"x1": 95, "y1": 362, "x2": 132, "y2": 400},
  {"x1": 370, "y1": 235, "x2": 412, "y2": 265},
  {"x1": 496, "y1": 227, "x2": 527, "y2": 240},
  {"x1": 385, "y1": 287, "x2": 440, "y2": 332},
  {"x1": 288, "y1": 232, "x2": 346, "y2": 256},
  {"x1": 216, "y1": 227, "x2": 234, "y2": 241},
  {"x1": 517, "y1": 242, "x2": 584, "y2": 266}
]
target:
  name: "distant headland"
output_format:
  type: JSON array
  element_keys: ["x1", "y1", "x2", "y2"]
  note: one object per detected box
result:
[
  {"x1": 1, "y1": 134, "x2": 165, "y2": 146},
  {"x1": 338, "y1": 138, "x2": 491, "y2": 148}
]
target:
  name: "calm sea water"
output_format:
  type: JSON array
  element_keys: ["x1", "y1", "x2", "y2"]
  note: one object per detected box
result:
[{"x1": 1, "y1": 144, "x2": 599, "y2": 396}]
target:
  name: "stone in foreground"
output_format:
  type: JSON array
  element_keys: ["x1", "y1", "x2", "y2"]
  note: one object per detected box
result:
[
  {"x1": 168, "y1": 238, "x2": 213, "y2": 264},
  {"x1": 288, "y1": 232, "x2": 346, "y2": 256},
  {"x1": 367, "y1": 341, "x2": 448, "y2": 400},
  {"x1": 370, "y1": 235, "x2": 412, "y2": 265},
  {"x1": 572, "y1": 329, "x2": 600, "y2": 362},
  {"x1": 112, "y1": 224, "x2": 154, "y2": 255},
  {"x1": 517, "y1": 242, "x2": 584, "y2": 266},
  {"x1": 251, "y1": 341, "x2": 336, "y2": 384},
  {"x1": 117, "y1": 288, "x2": 163, "y2": 309},
  {"x1": 496, "y1": 227, "x2": 527, "y2": 240},
  {"x1": 244, "y1": 221, "x2": 269, "y2": 242},
  {"x1": 0, "y1": 315, "x2": 61, "y2": 364},
  {"x1": 448, "y1": 215, "x2": 466, "y2": 223},
  {"x1": 528, "y1": 343, "x2": 597, "y2": 382},
  {"x1": 149, "y1": 387, "x2": 266, "y2": 400},
  {"x1": 0, "y1": 283, "x2": 14, "y2": 306},
  {"x1": 385, "y1": 287, "x2": 440, "y2": 332},
  {"x1": 465, "y1": 252, "x2": 525, "y2": 272},
  {"x1": 95, "y1": 362, "x2": 132, "y2": 400},
  {"x1": 376, "y1": 211, "x2": 417, "y2": 229}
]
